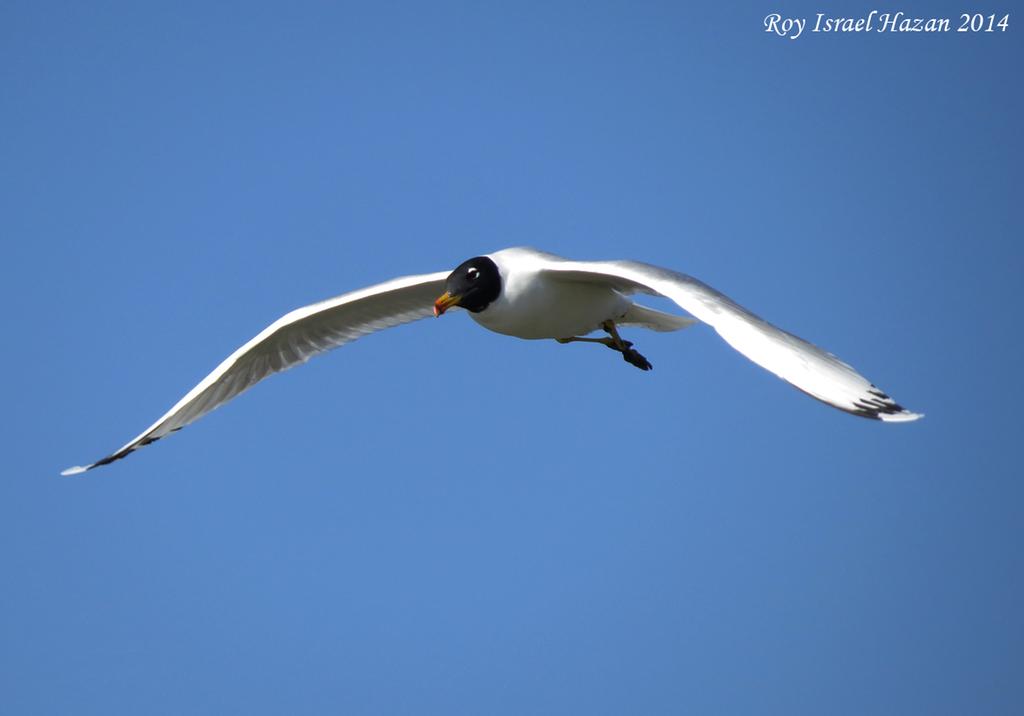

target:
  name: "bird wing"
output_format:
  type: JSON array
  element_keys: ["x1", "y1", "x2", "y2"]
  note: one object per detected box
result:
[
  {"x1": 536, "y1": 256, "x2": 921, "y2": 422},
  {"x1": 62, "y1": 271, "x2": 450, "y2": 475}
]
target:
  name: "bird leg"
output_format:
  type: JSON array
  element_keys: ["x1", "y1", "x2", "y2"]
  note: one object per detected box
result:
[
  {"x1": 602, "y1": 320, "x2": 653, "y2": 371},
  {"x1": 555, "y1": 321, "x2": 653, "y2": 371},
  {"x1": 556, "y1": 336, "x2": 617, "y2": 347}
]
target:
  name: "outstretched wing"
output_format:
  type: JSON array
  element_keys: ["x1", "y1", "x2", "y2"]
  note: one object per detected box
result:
[
  {"x1": 537, "y1": 256, "x2": 922, "y2": 422},
  {"x1": 62, "y1": 271, "x2": 450, "y2": 475}
]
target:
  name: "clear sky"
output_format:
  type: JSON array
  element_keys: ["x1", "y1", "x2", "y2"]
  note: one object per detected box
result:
[{"x1": 3, "y1": 1, "x2": 1021, "y2": 713}]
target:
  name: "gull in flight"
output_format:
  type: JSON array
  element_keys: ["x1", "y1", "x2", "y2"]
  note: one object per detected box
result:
[{"x1": 62, "y1": 247, "x2": 921, "y2": 475}]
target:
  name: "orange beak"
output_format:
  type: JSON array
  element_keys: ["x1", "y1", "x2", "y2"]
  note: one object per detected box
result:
[{"x1": 433, "y1": 291, "x2": 461, "y2": 317}]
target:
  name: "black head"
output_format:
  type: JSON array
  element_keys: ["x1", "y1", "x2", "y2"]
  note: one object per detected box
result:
[{"x1": 434, "y1": 256, "x2": 501, "y2": 315}]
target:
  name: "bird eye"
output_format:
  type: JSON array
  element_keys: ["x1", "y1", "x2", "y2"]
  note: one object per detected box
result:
[{"x1": 467, "y1": 268, "x2": 479, "y2": 280}]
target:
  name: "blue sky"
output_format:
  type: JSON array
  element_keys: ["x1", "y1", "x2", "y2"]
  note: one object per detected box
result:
[{"x1": 3, "y1": 1, "x2": 1021, "y2": 713}]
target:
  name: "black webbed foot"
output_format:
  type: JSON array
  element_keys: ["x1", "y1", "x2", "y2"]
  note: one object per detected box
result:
[
  {"x1": 557, "y1": 325, "x2": 651, "y2": 371},
  {"x1": 622, "y1": 347, "x2": 652, "y2": 371}
]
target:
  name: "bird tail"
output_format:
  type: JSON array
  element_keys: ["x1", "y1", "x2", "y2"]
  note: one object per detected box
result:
[{"x1": 620, "y1": 303, "x2": 696, "y2": 332}]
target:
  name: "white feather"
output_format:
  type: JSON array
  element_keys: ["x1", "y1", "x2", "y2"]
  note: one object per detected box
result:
[
  {"x1": 63, "y1": 271, "x2": 449, "y2": 474},
  {"x1": 498, "y1": 247, "x2": 921, "y2": 422}
]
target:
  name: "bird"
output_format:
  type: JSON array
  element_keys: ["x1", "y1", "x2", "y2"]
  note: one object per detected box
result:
[{"x1": 61, "y1": 247, "x2": 921, "y2": 475}]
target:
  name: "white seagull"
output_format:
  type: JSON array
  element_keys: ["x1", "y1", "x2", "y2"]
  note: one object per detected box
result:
[{"x1": 61, "y1": 247, "x2": 921, "y2": 475}]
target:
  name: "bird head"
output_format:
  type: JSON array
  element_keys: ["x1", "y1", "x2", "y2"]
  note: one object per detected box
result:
[{"x1": 434, "y1": 256, "x2": 501, "y2": 316}]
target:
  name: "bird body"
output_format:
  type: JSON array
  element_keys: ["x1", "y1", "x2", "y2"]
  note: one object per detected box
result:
[
  {"x1": 62, "y1": 247, "x2": 921, "y2": 476},
  {"x1": 472, "y1": 248, "x2": 634, "y2": 339}
]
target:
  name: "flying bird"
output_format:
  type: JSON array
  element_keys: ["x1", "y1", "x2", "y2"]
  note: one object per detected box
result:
[{"x1": 61, "y1": 247, "x2": 921, "y2": 475}]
